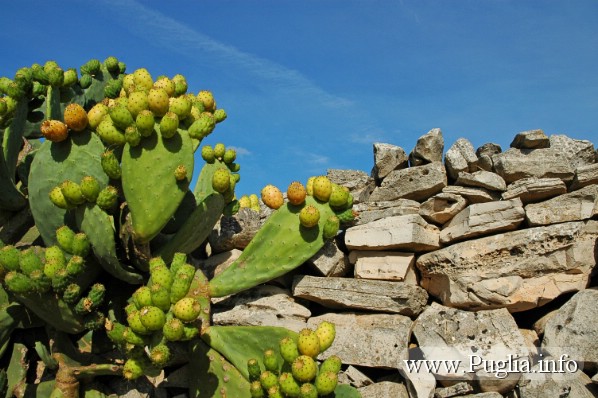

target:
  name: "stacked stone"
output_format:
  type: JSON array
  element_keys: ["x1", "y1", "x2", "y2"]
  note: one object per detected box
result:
[{"x1": 206, "y1": 128, "x2": 598, "y2": 397}]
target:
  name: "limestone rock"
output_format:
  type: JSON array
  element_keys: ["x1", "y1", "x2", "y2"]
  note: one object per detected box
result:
[
  {"x1": 339, "y1": 365, "x2": 373, "y2": 388},
  {"x1": 409, "y1": 128, "x2": 444, "y2": 166},
  {"x1": 370, "y1": 162, "x2": 447, "y2": 202},
  {"x1": 359, "y1": 381, "x2": 410, "y2": 398},
  {"x1": 349, "y1": 250, "x2": 417, "y2": 283},
  {"x1": 549, "y1": 134, "x2": 596, "y2": 170},
  {"x1": 525, "y1": 184, "x2": 598, "y2": 226},
  {"x1": 208, "y1": 207, "x2": 261, "y2": 254},
  {"x1": 440, "y1": 198, "x2": 525, "y2": 244},
  {"x1": 327, "y1": 168, "x2": 375, "y2": 204},
  {"x1": 399, "y1": 351, "x2": 437, "y2": 398},
  {"x1": 306, "y1": 312, "x2": 413, "y2": 368},
  {"x1": 517, "y1": 362, "x2": 598, "y2": 397},
  {"x1": 292, "y1": 275, "x2": 428, "y2": 316},
  {"x1": 197, "y1": 249, "x2": 242, "y2": 279},
  {"x1": 307, "y1": 239, "x2": 351, "y2": 277},
  {"x1": 445, "y1": 138, "x2": 478, "y2": 180},
  {"x1": 510, "y1": 129, "x2": 550, "y2": 149},
  {"x1": 542, "y1": 288, "x2": 598, "y2": 369},
  {"x1": 412, "y1": 303, "x2": 529, "y2": 393},
  {"x1": 501, "y1": 177, "x2": 567, "y2": 204},
  {"x1": 492, "y1": 148, "x2": 575, "y2": 183},
  {"x1": 345, "y1": 214, "x2": 440, "y2": 252},
  {"x1": 442, "y1": 185, "x2": 501, "y2": 204},
  {"x1": 372, "y1": 143, "x2": 409, "y2": 180},
  {"x1": 476, "y1": 143, "x2": 502, "y2": 172},
  {"x1": 416, "y1": 221, "x2": 598, "y2": 312},
  {"x1": 354, "y1": 199, "x2": 420, "y2": 225},
  {"x1": 434, "y1": 382, "x2": 474, "y2": 398},
  {"x1": 420, "y1": 193, "x2": 467, "y2": 225},
  {"x1": 455, "y1": 171, "x2": 507, "y2": 192},
  {"x1": 570, "y1": 163, "x2": 598, "y2": 191}
]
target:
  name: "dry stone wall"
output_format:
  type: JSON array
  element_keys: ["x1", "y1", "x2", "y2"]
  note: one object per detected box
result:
[{"x1": 206, "y1": 128, "x2": 598, "y2": 398}]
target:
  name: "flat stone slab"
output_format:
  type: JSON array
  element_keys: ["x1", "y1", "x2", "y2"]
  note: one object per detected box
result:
[
  {"x1": 420, "y1": 192, "x2": 467, "y2": 225},
  {"x1": 354, "y1": 199, "x2": 420, "y2": 225},
  {"x1": 455, "y1": 170, "x2": 507, "y2": 192},
  {"x1": 501, "y1": 177, "x2": 567, "y2": 204},
  {"x1": 442, "y1": 185, "x2": 501, "y2": 203},
  {"x1": 292, "y1": 275, "x2": 428, "y2": 316},
  {"x1": 525, "y1": 184, "x2": 598, "y2": 226},
  {"x1": 492, "y1": 148, "x2": 575, "y2": 183},
  {"x1": 307, "y1": 239, "x2": 350, "y2": 277},
  {"x1": 306, "y1": 312, "x2": 412, "y2": 368},
  {"x1": 370, "y1": 162, "x2": 447, "y2": 202},
  {"x1": 416, "y1": 221, "x2": 598, "y2": 312},
  {"x1": 345, "y1": 214, "x2": 440, "y2": 252},
  {"x1": 349, "y1": 250, "x2": 417, "y2": 283},
  {"x1": 570, "y1": 163, "x2": 598, "y2": 191},
  {"x1": 510, "y1": 129, "x2": 550, "y2": 149},
  {"x1": 440, "y1": 198, "x2": 525, "y2": 244},
  {"x1": 359, "y1": 381, "x2": 410, "y2": 398}
]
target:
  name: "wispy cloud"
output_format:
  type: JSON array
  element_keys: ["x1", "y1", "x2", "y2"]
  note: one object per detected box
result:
[
  {"x1": 349, "y1": 130, "x2": 389, "y2": 145},
  {"x1": 230, "y1": 146, "x2": 251, "y2": 156}
]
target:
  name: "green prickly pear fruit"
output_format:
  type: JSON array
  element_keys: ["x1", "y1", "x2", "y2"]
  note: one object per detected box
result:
[
  {"x1": 87, "y1": 103, "x2": 109, "y2": 130},
  {"x1": 80, "y1": 176, "x2": 101, "y2": 202},
  {"x1": 201, "y1": 145, "x2": 215, "y2": 163},
  {"x1": 135, "y1": 109, "x2": 155, "y2": 137},
  {"x1": 287, "y1": 181, "x2": 307, "y2": 206},
  {"x1": 46, "y1": 66, "x2": 64, "y2": 87},
  {"x1": 125, "y1": 125, "x2": 141, "y2": 147},
  {"x1": 299, "y1": 205, "x2": 320, "y2": 228},
  {"x1": 150, "y1": 283, "x2": 171, "y2": 311},
  {"x1": 323, "y1": 215, "x2": 340, "y2": 239},
  {"x1": 213, "y1": 108, "x2": 227, "y2": 123},
  {"x1": 267, "y1": 385, "x2": 283, "y2": 398},
  {"x1": 62, "y1": 68, "x2": 78, "y2": 86},
  {"x1": 139, "y1": 306, "x2": 166, "y2": 331},
  {"x1": 127, "y1": 90, "x2": 149, "y2": 118},
  {"x1": 297, "y1": 328, "x2": 321, "y2": 358},
  {"x1": 0, "y1": 245, "x2": 21, "y2": 272},
  {"x1": 56, "y1": 225, "x2": 75, "y2": 253},
  {"x1": 66, "y1": 254, "x2": 86, "y2": 276},
  {"x1": 80, "y1": 59, "x2": 101, "y2": 75},
  {"x1": 319, "y1": 355, "x2": 342, "y2": 374},
  {"x1": 60, "y1": 180, "x2": 86, "y2": 206},
  {"x1": 133, "y1": 286, "x2": 153, "y2": 309},
  {"x1": 109, "y1": 104, "x2": 134, "y2": 130},
  {"x1": 96, "y1": 117, "x2": 126, "y2": 146},
  {"x1": 312, "y1": 176, "x2": 332, "y2": 202},
  {"x1": 197, "y1": 90, "x2": 215, "y2": 112},
  {"x1": 250, "y1": 380, "x2": 265, "y2": 398},
  {"x1": 104, "y1": 77, "x2": 123, "y2": 98},
  {"x1": 86, "y1": 283, "x2": 106, "y2": 307},
  {"x1": 19, "y1": 248, "x2": 44, "y2": 276},
  {"x1": 118, "y1": 61, "x2": 126, "y2": 73},
  {"x1": 299, "y1": 383, "x2": 318, "y2": 398},
  {"x1": 315, "y1": 370, "x2": 338, "y2": 396},
  {"x1": 122, "y1": 357, "x2": 145, "y2": 380},
  {"x1": 162, "y1": 317, "x2": 184, "y2": 341},
  {"x1": 212, "y1": 168, "x2": 231, "y2": 194},
  {"x1": 169, "y1": 272, "x2": 193, "y2": 304},
  {"x1": 84, "y1": 311, "x2": 106, "y2": 331},
  {"x1": 104, "y1": 56, "x2": 119, "y2": 72},
  {"x1": 149, "y1": 257, "x2": 167, "y2": 271},
  {"x1": 263, "y1": 349, "x2": 279, "y2": 374},
  {"x1": 96, "y1": 186, "x2": 119, "y2": 212},
  {"x1": 127, "y1": 310, "x2": 151, "y2": 335},
  {"x1": 172, "y1": 74, "x2": 188, "y2": 96},
  {"x1": 188, "y1": 113, "x2": 215, "y2": 138},
  {"x1": 105, "y1": 320, "x2": 127, "y2": 345},
  {"x1": 150, "y1": 265, "x2": 173, "y2": 289},
  {"x1": 31, "y1": 81, "x2": 46, "y2": 97},
  {"x1": 51, "y1": 268, "x2": 72, "y2": 293},
  {"x1": 261, "y1": 185, "x2": 284, "y2": 210},
  {"x1": 228, "y1": 162, "x2": 241, "y2": 172},
  {"x1": 223, "y1": 148, "x2": 236, "y2": 164},
  {"x1": 0, "y1": 98, "x2": 7, "y2": 116},
  {"x1": 153, "y1": 77, "x2": 175, "y2": 97},
  {"x1": 149, "y1": 343, "x2": 171, "y2": 367},
  {"x1": 239, "y1": 195, "x2": 251, "y2": 208},
  {"x1": 44, "y1": 245, "x2": 66, "y2": 267},
  {"x1": 63, "y1": 103, "x2": 88, "y2": 132},
  {"x1": 168, "y1": 95, "x2": 192, "y2": 119},
  {"x1": 169, "y1": 253, "x2": 187, "y2": 274},
  {"x1": 172, "y1": 297, "x2": 201, "y2": 323},
  {"x1": 159, "y1": 111, "x2": 179, "y2": 138},
  {"x1": 41, "y1": 119, "x2": 68, "y2": 142},
  {"x1": 315, "y1": 321, "x2": 336, "y2": 353},
  {"x1": 49, "y1": 186, "x2": 71, "y2": 209},
  {"x1": 44, "y1": 258, "x2": 64, "y2": 279},
  {"x1": 247, "y1": 358, "x2": 262, "y2": 382},
  {"x1": 279, "y1": 337, "x2": 300, "y2": 364},
  {"x1": 29, "y1": 269, "x2": 51, "y2": 293},
  {"x1": 291, "y1": 355, "x2": 317, "y2": 383},
  {"x1": 148, "y1": 87, "x2": 170, "y2": 116},
  {"x1": 259, "y1": 370, "x2": 279, "y2": 391},
  {"x1": 71, "y1": 233, "x2": 90, "y2": 257},
  {"x1": 133, "y1": 68, "x2": 153, "y2": 92},
  {"x1": 279, "y1": 372, "x2": 301, "y2": 397},
  {"x1": 329, "y1": 184, "x2": 350, "y2": 209},
  {"x1": 174, "y1": 164, "x2": 187, "y2": 182},
  {"x1": 181, "y1": 324, "x2": 199, "y2": 340},
  {"x1": 62, "y1": 283, "x2": 82, "y2": 305},
  {"x1": 79, "y1": 73, "x2": 92, "y2": 89},
  {"x1": 4, "y1": 271, "x2": 34, "y2": 294},
  {"x1": 123, "y1": 327, "x2": 148, "y2": 346},
  {"x1": 213, "y1": 143, "x2": 226, "y2": 159}
]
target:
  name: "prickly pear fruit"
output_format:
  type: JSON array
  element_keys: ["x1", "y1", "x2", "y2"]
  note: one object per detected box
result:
[
  {"x1": 172, "y1": 74, "x2": 187, "y2": 96},
  {"x1": 306, "y1": 176, "x2": 316, "y2": 196},
  {"x1": 125, "y1": 125, "x2": 141, "y2": 147},
  {"x1": 188, "y1": 113, "x2": 215, "y2": 138},
  {"x1": 163, "y1": 317, "x2": 184, "y2": 341},
  {"x1": 299, "y1": 205, "x2": 320, "y2": 228},
  {"x1": 56, "y1": 225, "x2": 75, "y2": 253},
  {"x1": 103, "y1": 56, "x2": 119, "y2": 72},
  {"x1": 49, "y1": 186, "x2": 71, "y2": 209},
  {"x1": 201, "y1": 145, "x2": 215, "y2": 163},
  {"x1": 154, "y1": 77, "x2": 175, "y2": 97},
  {"x1": 80, "y1": 176, "x2": 101, "y2": 202},
  {"x1": 65, "y1": 255, "x2": 85, "y2": 276},
  {"x1": 149, "y1": 343, "x2": 171, "y2": 367},
  {"x1": 18, "y1": 248, "x2": 44, "y2": 276},
  {"x1": 172, "y1": 297, "x2": 201, "y2": 323},
  {"x1": 150, "y1": 265, "x2": 173, "y2": 289},
  {"x1": 312, "y1": 176, "x2": 332, "y2": 202},
  {"x1": 291, "y1": 355, "x2": 317, "y2": 383},
  {"x1": 139, "y1": 306, "x2": 166, "y2": 332},
  {"x1": 159, "y1": 111, "x2": 179, "y2": 138},
  {"x1": 80, "y1": 59, "x2": 101, "y2": 75},
  {"x1": 315, "y1": 321, "x2": 336, "y2": 353},
  {"x1": 197, "y1": 90, "x2": 215, "y2": 112},
  {"x1": 127, "y1": 310, "x2": 151, "y2": 335},
  {"x1": 323, "y1": 215, "x2": 340, "y2": 239},
  {"x1": 263, "y1": 349, "x2": 279, "y2": 374},
  {"x1": 181, "y1": 325, "x2": 199, "y2": 340},
  {"x1": 149, "y1": 283, "x2": 171, "y2": 311},
  {"x1": 212, "y1": 168, "x2": 231, "y2": 193},
  {"x1": 62, "y1": 283, "x2": 82, "y2": 304},
  {"x1": 4, "y1": 271, "x2": 34, "y2": 294},
  {"x1": 79, "y1": 73, "x2": 92, "y2": 88},
  {"x1": 329, "y1": 184, "x2": 350, "y2": 209},
  {"x1": 247, "y1": 358, "x2": 262, "y2": 382},
  {"x1": 279, "y1": 337, "x2": 300, "y2": 364},
  {"x1": 135, "y1": 109, "x2": 155, "y2": 137},
  {"x1": 287, "y1": 181, "x2": 307, "y2": 206},
  {"x1": 46, "y1": 66, "x2": 64, "y2": 87},
  {"x1": 213, "y1": 108, "x2": 227, "y2": 123},
  {"x1": 213, "y1": 143, "x2": 226, "y2": 159},
  {"x1": 127, "y1": 91, "x2": 149, "y2": 118},
  {"x1": 223, "y1": 148, "x2": 236, "y2": 164},
  {"x1": 41, "y1": 119, "x2": 68, "y2": 142},
  {"x1": 173, "y1": 164, "x2": 187, "y2": 181},
  {"x1": 299, "y1": 382, "x2": 318, "y2": 398},
  {"x1": 51, "y1": 268, "x2": 72, "y2": 293},
  {"x1": 169, "y1": 272, "x2": 193, "y2": 304},
  {"x1": 44, "y1": 244, "x2": 65, "y2": 266},
  {"x1": 148, "y1": 87, "x2": 170, "y2": 116},
  {"x1": 267, "y1": 385, "x2": 283, "y2": 398},
  {"x1": 239, "y1": 195, "x2": 251, "y2": 208},
  {"x1": 101, "y1": 150, "x2": 121, "y2": 181},
  {"x1": 109, "y1": 104, "x2": 134, "y2": 130},
  {"x1": 278, "y1": 372, "x2": 301, "y2": 397},
  {"x1": 63, "y1": 103, "x2": 88, "y2": 132},
  {"x1": 319, "y1": 355, "x2": 342, "y2": 374},
  {"x1": 96, "y1": 185, "x2": 119, "y2": 212},
  {"x1": 315, "y1": 370, "x2": 338, "y2": 396},
  {"x1": 133, "y1": 286, "x2": 153, "y2": 309},
  {"x1": 84, "y1": 311, "x2": 106, "y2": 331},
  {"x1": 297, "y1": 328, "x2": 321, "y2": 358},
  {"x1": 60, "y1": 180, "x2": 86, "y2": 205},
  {"x1": 96, "y1": 117, "x2": 126, "y2": 146},
  {"x1": 62, "y1": 68, "x2": 78, "y2": 86},
  {"x1": 123, "y1": 327, "x2": 148, "y2": 346},
  {"x1": 122, "y1": 357, "x2": 145, "y2": 380},
  {"x1": 133, "y1": 68, "x2": 153, "y2": 92},
  {"x1": 169, "y1": 96, "x2": 191, "y2": 119},
  {"x1": 71, "y1": 233, "x2": 90, "y2": 257},
  {"x1": 250, "y1": 380, "x2": 264, "y2": 398},
  {"x1": 0, "y1": 246, "x2": 21, "y2": 272},
  {"x1": 87, "y1": 103, "x2": 109, "y2": 129},
  {"x1": 261, "y1": 185, "x2": 284, "y2": 210},
  {"x1": 259, "y1": 371, "x2": 278, "y2": 391}
]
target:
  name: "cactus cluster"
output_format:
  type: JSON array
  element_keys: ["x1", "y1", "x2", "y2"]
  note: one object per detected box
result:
[{"x1": 247, "y1": 322, "x2": 341, "y2": 397}]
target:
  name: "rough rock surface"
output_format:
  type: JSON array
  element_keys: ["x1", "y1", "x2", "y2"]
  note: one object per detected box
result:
[
  {"x1": 409, "y1": 128, "x2": 444, "y2": 166},
  {"x1": 525, "y1": 184, "x2": 598, "y2": 226},
  {"x1": 549, "y1": 134, "x2": 596, "y2": 170},
  {"x1": 327, "y1": 168, "x2": 375, "y2": 204},
  {"x1": 455, "y1": 170, "x2": 507, "y2": 192},
  {"x1": 570, "y1": 163, "x2": 598, "y2": 191},
  {"x1": 510, "y1": 129, "x2": 550, "y2": 149},
  {"x1": 501, "y1": 177, "x2": 567, "y2": 203},
  {"x1": 419, "y1": 193, "x2": 467, "y2": 225},
  {"x1": 349, "y1": 250, "x2": 418, "y2": 283},
  {"x1": 370, "y1": 162, "x2": 447, "y2": 202},
  {"x1": 445, "y1": 138, "x2": 478, "y2": 180},
  {"x1": 372, "y1": 143, "x2": 409, "y2": 180},
  {"x1": 354, "y1": 199, "x2": 420, "y2": 225},
  {"x1": 492, "y1": 148, "x2": 575, "y2": 183}
]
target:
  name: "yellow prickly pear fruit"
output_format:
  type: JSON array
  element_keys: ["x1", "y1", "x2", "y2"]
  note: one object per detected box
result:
[
  {"x1": 286, "y1": 181, "x2": 307, "y2": 206},
  {"x1": 148, "y1": 87, "x2": 170, "y2": 116},
  {"x1": 329, "y1": 183, "x2": 350, "y2": 209},
  {"x1": 297, "y1": 328, "x2": 321, "y2": 358},
  {"x1": 213, "y1": 143, "x2": 226, "y2": 159},
  {"x1": 315, "y1": 321, "x2": 336, "y2": 352},
  {"x1": 197, "y1": 90, "x2": 215, "y2": 112},
  {"x1": 212, "y1": 168, "x2": 231, "y2": 193},
  {"x1": 312, "y1": 176, "x2": 332, "y2": 202},
  {"x1": 133, "y1": 68, "x2": 153, "y2": 92},
  {"x1": 174, "y1": 165, "x2": 187, "y2": 181},
  {"x1": 306, "y1": 176, "x2": 316, "y2": 196},
  {"x1": 238, "y1": 195, "x2": 251, "y2": 208},
  {"x1": 153, "y1": 77, "x2": 175, "y2": 97},
  {"x1": 87, "y1": 103, "x2": 109, "y2": 130},
  {"x1": 299, "y1": 205, "x2": 320, "y2": 228},
  {"x1": 127, "y1": 90, "x2": 149, "y2": 118},
  {"x1": 261, "y1": 184, "x2": 284, "y2": 210},
  {"x1": 63, "y1": 103, "x2": 88, "y2": 132}
]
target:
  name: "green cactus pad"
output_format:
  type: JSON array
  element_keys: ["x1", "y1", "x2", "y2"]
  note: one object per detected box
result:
[
  {"x1": 29, "y1": 131, "x2": 109, "y2": 246},
  {"x1": 208, "y1": 196, "x2": 336, "y2": 298},
  {"x1": 0, "y1": 100, "x2": 28, "y2": 211},
  {"x1": 10, "y1": 290, "x2": 86, "y2": 333},
  {"x1": 121, "y1": 125, "x2": 194, "y2": 243}
]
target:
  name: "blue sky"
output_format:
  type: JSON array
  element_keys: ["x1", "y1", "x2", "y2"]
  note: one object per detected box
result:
[{"x1": 2, "y1": 1, "x2": 597, "y2": 197}]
